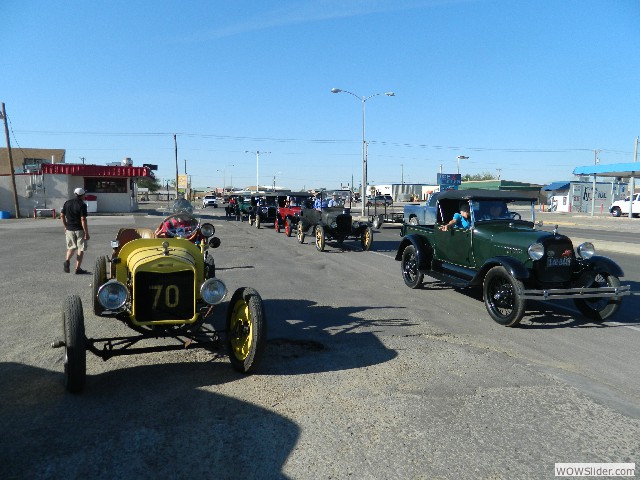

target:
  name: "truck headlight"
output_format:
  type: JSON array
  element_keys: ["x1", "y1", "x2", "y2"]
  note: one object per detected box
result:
[
  {"x1": 200, "y1": 223, "x2": 215, "y2": 238},
  {"x1": 528, "y1": 243, "x2": 545, "y2": 261},
  {"x1": 577, "y1": 242, "x2": 595, "y2": 259},
  {"x1": 201, "y1": 279, "x2": 227, "y2": 305},
  {"x1": 97, "y1": 280, "x2": 128, "y2": 310}
]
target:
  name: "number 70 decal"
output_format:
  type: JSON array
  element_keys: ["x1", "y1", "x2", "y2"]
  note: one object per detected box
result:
[{"x1": 150, "y1": 284, "x2": 180, "y2": 308}]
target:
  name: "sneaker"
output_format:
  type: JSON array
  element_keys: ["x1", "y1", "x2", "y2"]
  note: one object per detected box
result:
[
  {"x1": 63, "y1": 260, "x2": 70, "y2": 273},
  {"x1": 75, "y1": 268, "x2": 90, "y2": 275}
]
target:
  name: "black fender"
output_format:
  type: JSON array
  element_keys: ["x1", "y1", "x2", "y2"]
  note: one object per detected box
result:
[
  {"x1": 578, "y1": 255, "x2": 624, "y2": 277},
  {"x1": 473, "y1": 256, "x2": 531, "y2": 286},
  {"x1": 395, "y1": 234, "x2": 433, "y2": 271}
]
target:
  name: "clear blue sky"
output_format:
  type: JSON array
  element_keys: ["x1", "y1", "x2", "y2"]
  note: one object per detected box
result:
[{"x1": 3, "y1": 0, "x2": 639, "y2": 191}]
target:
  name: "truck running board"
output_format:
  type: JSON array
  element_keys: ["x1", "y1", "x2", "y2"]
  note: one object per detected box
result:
[{"x1": 421, "y1": 269, "x2": 471, "y2": 288}]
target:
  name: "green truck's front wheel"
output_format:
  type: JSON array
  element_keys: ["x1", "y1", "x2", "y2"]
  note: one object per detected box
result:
[{"x1": 483, "y1": 266, "x2": 525, "y2": 327}]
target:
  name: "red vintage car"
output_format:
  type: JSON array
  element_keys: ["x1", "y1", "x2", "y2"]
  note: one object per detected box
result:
[{"x1": 274, "y1": 192, "x2": 315, "y2": 236}]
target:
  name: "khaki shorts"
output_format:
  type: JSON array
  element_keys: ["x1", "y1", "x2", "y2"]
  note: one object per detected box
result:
[{"x1": 65, "y1": 230, "x2": 87, "y2": 251}]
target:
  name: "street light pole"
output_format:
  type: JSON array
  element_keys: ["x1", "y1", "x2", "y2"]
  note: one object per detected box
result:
[
  {"x1": 331, "y1": 88, "x2": 395, "y2": 216},
  {"x1": 245, "y1": 151, "x2": 270, "y2": 192},
  {"x1": 456, "y1": 155, "x2": 469, "y2": 175}
]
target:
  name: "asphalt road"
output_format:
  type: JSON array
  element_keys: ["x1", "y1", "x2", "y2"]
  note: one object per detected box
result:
[{"x1": 0, "y1": 209, "x2": 638, "y2": 479}]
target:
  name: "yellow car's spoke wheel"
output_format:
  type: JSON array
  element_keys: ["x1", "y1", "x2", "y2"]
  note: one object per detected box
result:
[
  {"x1": 229, "y1": 299, "x2": 252, "y2": 360},
  {"x1": 226, "y1": 287, "x2": 266, "y2": 373}
]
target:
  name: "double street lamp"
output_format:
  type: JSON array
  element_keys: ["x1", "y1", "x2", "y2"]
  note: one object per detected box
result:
[
  {"x1": 331, "y1": 88, "x2": 395, "y2": 216},
  {"x1": 456, "y1": 155, "x2": 469, "y2": 175}
]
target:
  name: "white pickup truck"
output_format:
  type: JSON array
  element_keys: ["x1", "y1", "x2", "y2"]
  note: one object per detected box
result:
[{"x1": 609, "y1": 193, "x2": 640, "y2": 217}]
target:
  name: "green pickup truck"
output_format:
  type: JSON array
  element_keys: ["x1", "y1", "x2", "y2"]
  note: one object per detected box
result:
[{"x1": 395, "y1": 189, "x2": 631, "y2": 326}]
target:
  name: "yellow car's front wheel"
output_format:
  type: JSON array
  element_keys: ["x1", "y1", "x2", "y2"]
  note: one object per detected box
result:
[{"x1": 226, "y1": 287, "x2": 266, "y2": 373}]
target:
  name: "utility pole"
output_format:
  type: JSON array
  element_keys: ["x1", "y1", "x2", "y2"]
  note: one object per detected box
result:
[
  {"x1": 245, "y1": 150, "x2": 270, "y2": 192},
  {"x1": 496, "y1": 168, "x2": 502, "y2": 180},
  {"x1": 174, "y1": 134, "x2": 179, "y2": 198},
  {"x1": 591, "y1": 149, "x2": 600, "y2": 217},
  {"x1": 1, "y1": 103, "x2": 20, "y2": 218},
  {"x1": 629, "y1": 137, "x2": 638, "y2": 219}
]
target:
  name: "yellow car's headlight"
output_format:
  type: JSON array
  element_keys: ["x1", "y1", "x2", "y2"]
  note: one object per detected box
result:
[
  {"x1": 200, "y1": 223, "x2": 215, "y2": 238},
  {"x1": 97, "y1": 280, "x2": 128, "y2": 310},
  {"x1": 201, "y1": 279, "x2": 227, "y2": 305}
]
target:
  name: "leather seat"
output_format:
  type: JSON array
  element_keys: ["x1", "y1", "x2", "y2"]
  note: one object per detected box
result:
[{"x1": 116, "y1": 228, "x2": 156, "y2": 248}]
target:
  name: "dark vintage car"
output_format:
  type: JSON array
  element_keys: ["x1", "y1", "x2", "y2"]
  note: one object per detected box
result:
[
  {"x1": 249, "y1": 193, "x2": 288, "y2": 228},
  {"x1": 297, "y1": 204, "x2": 373, "y2": 252},
  {"x1": 395, "y1": 189, "x2": 632, "y2": 326},
  {"x1": 54, "y1": 200, "x2": 267, "y2": 393},
  {"x1": 225, "y1": 195, "x2": 254, "y2": 221},
  {"x1": 275, "y1": 192, "x2": 315, "y2": 236}
]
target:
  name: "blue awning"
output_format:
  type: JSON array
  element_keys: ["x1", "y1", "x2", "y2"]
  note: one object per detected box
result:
[
  {"x1": 573, "y1": 162, "x2": 640, "y2": 178},
  {"x1": 543, "y1": 181, "x2": 570, "y2": 191}
]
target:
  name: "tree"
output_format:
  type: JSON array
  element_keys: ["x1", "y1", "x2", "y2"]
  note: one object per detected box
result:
[
  {"x1": 137, "y1": 176, "x2": 162, "y2": 192},
  {"x1": 462, "y1": 171, "x2": 498, "y2": 182}
]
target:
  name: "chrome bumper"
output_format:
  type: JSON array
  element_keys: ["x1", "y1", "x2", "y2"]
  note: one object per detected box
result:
[{"x1": 521, "y1": 285, "x2": 632, "y2": 301}]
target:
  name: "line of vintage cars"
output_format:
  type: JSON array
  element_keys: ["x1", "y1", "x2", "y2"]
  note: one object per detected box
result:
[{"x1": 225, "y1": 191, "x2": 373, "y2": 252}]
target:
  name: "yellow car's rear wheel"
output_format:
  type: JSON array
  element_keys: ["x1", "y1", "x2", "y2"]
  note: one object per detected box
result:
[{"x1": 226, "y1": 287, "x2": 266, "y2": 373}]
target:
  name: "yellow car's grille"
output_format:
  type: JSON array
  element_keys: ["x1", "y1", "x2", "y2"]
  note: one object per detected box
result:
[{"x1": 134, "y1": 271, "x2": 195, "y2": 322}]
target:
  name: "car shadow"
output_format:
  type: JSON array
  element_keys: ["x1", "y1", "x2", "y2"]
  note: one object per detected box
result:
[
  {"x1": 369, "y1": 239, "x2": 402, "y2": 253},
  {"x1": 454, "y1": 284, "x2": 640, "y2": 329},
  {"x1": 206, "y1": 298, "x2": 403, "y2": 376},
  {"x1": 0, "y1": 361, "x2": 299, "y2": 479}
]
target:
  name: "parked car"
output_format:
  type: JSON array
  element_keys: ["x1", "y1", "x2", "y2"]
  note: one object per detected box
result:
[
  {"x1": 404, "y1": 192, "x2": 440, "y2": 225},
  {"x1": 275, "y1": 192, "x2": 315, "y2": 236},
  {"x1": 609, "y1": 193, "x2": 640, "y2": 217},
  {"x1": 202, "y1": 195, "x2": 218, "y2": 208},
  {"x1": 396, "y1": 189, "x2": 632, "y2": 326},
  {"x1": 55, "y1": 199, "x2": 266, "y2": 393},
  {"x1": 366, "y1": 195, "x2": 393, "y2": 207},
  {"x1": 297, "y1": 205, "x2": 373, "y2": 252}
]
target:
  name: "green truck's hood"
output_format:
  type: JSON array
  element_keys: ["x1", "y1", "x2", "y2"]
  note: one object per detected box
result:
[{"x1": 473, "y1": 222, "x2": 566, "y2": 262}]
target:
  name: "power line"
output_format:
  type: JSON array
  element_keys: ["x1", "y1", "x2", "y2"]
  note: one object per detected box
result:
[{"x1": 12, "y1": 129, "x2": 635, "y2": 157}]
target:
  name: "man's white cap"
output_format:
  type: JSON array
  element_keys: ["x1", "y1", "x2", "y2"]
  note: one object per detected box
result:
[{"x1": 74, "y1": 187, "x2": 86, "y2": 196}]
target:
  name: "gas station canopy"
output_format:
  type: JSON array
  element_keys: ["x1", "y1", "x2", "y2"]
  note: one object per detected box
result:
[{"x1": 573, "y1": 162, "x2": 640, "y2": 178}]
